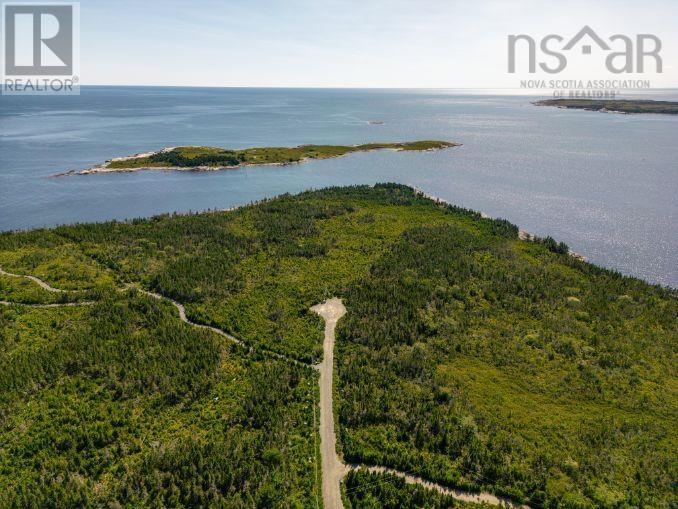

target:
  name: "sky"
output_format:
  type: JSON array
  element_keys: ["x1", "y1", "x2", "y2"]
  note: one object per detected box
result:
[{"x1": 78, "y1": 0, "x2": 678, "y2": 88}]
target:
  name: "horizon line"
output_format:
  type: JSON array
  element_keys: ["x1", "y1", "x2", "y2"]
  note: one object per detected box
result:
[{"x1": 25, "y1": 84, "x2": 678, "y2": 92}]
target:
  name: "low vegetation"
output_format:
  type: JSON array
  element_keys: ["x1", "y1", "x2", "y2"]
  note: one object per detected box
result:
[
  {"x1": 104, "y1": 141, "x2": 458, "y2": 169},
  {"x1": 534, "y1": 99, "x2": 678, "y2": 114},
  {"x1": 0, "y1": 184, "x2": 675, "y2": 508}
]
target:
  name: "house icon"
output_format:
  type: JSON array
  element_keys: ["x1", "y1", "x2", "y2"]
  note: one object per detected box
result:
[{"x1": 563, "y1": 25, "x2": 610, "y2": 54}]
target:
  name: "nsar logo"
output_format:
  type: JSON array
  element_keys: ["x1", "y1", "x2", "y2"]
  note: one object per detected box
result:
[{"x1": 508, "y1": 25, "x2": 662, "y2": 74}]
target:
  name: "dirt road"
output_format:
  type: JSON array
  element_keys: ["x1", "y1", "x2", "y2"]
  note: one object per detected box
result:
[
  {"x1": 349, "y1": 465, "x2": 530, "y2": 508},
  {"x1": 3, "y1": 265, "x2": 530, "y2": 508},
  {"x1": 311, "y1": 298, "x2": 347, "y2": 509},
  {"x1": 0, "y1": 267, "x2": 66, "y2": 292}
]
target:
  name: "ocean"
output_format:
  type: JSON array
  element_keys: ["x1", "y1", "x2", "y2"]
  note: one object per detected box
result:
[{"x1": 1, "y1": 87, "x2": 676, "y2": 286}]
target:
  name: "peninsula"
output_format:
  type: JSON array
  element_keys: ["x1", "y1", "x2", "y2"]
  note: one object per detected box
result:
[
  {"x1": 1, "y1": 185, "x2": 675, "y2": 508},
  {"x1": 534, "y1": 98, "x2": 678, "y2": 114},
  {"x1": 56, "y1": 141, "x2": 459, "y2": 176}
]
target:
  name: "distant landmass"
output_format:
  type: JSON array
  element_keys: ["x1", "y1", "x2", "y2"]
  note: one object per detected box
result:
[
  {"x1": 534, "y1": 99, "x2": 678, "y2": 115},
  {"x1": 56, "y1": 141, "x2": 459, "y2": 176}
]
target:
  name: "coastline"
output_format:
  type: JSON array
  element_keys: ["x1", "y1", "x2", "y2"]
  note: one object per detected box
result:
[
  {"x1": 533, "y1": 99, "x2": 678, "y2": 115},
  {"x1": 53, "y1": 159, "x2": 295, "y2": 177},
  {"x1": 53, "y1": 142, "x2": 460, "y2": 177},
  {"x1": 411, "y1": 186, "x2": 587, "y2": 262},
  {"x1": 543, "y1": 104, "x2": 629, "y2": 115}
]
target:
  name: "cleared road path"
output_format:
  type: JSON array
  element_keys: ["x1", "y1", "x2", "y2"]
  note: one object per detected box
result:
[
  {"x1": 0, "y1": 267, "x2": 67, "y2": 292},
  {"x1": 3, "y1": 265, "x2": 530, "y2": 508},
  {"x1": 312, "y1": 297, "x2": 531, "y2": 509},
  {"x1": 348, "y1": 465, "x2": 530, "y2": 508},
  {"x1": 311, "y1": 298, "x2": 347, "y2": 509}
]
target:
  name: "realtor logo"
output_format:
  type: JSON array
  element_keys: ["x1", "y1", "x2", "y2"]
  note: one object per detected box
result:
[
  {"x1": 4, "y1": 4, "x2": 73, "y2": 74},
  {"x1": 2, "y1": 2, "x2": 80, "y2": 94}
]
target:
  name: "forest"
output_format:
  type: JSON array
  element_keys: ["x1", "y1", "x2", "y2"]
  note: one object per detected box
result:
[
  {"x1": 0, "y1": 291, "x2": 319, "y2": 507},
  {"x1": 0, "y1": 184, "x2": 675, "y2": 508},
  {"x1": 335, "y1": 208, "x2": 676, "y2": 508}
]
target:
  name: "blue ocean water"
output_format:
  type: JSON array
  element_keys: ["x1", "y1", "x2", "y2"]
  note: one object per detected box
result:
[{"x1": 1, "y1": 87, "x2": 676, "y2": 287}]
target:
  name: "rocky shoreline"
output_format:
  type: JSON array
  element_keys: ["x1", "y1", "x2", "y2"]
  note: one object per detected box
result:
[
  {"x1": 53, "y1": 142, "x2": 460, "y2": 177},
  {"x1": 533, "y1": 98, "x2": 678, "y2": 115}
]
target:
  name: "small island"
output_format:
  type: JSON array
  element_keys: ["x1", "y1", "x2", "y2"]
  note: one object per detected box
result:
[
  {"x1": 534, "y1": 99, "x2": 678, "y2": 115},
  {"x1": 57, "y1": 141, "x2": 459, "y2": 176}
]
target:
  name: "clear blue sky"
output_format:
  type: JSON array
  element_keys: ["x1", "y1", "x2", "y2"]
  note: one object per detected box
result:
[{"x1": 82, "y1": 0, "x2": 677, "y2": 87}]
